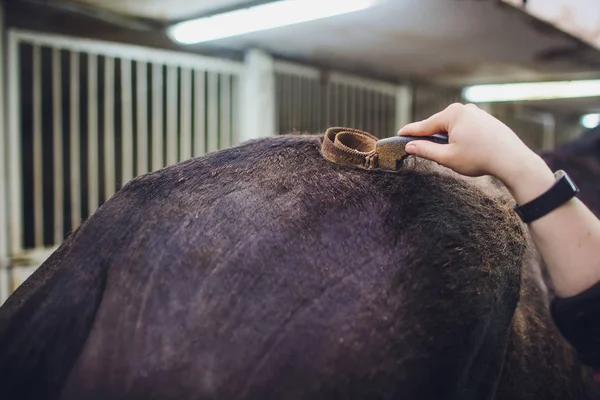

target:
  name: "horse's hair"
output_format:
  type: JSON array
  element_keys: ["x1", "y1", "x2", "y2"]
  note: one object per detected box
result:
[{"x1": 0, "y1": 135, "x2": 597, "y2": 400}]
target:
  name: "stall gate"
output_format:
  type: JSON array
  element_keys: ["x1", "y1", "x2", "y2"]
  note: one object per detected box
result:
[
  {"x1": 3, "y1": 30, "x2": 244, "y2": 299},
  {"x1": 1, "y1": 32, "x2": 421, "y2": 303},
  {"x1": 273, "y1": 61, "x2": 409, "y2": 138}
]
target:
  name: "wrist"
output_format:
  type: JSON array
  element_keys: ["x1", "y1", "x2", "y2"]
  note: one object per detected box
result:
[{"x1": 499, "y1": 153, "x2": 555, "y2": 205}]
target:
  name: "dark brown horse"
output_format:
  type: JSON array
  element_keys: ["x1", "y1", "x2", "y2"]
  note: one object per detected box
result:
[{"x1": 0, "y1": 134, "x2": 597, "y2": 399}]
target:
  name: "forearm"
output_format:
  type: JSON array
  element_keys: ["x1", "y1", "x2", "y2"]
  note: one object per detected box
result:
[
  {"x1": 502, "y1": 155, "x2": 600, "y2": 298},
  {"x1": 397, "y1": 103, "x2": 600, "y2": 298}
]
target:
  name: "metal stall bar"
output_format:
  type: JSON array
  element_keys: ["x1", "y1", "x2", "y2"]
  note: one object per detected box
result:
[
  {"x1": 103, "y1": 56, "x2": 116, "y2": 200},
  {"x1": 87, "y1": 53, "x2": 99, "y2": 216},
  {"x1": 312, "y1": 78, "x2": 318, "y2": 132},
  {"x1": 374, "y1": 92, "x2": 380, "y2": 135},
  {"x1": 293, "y1": 75, "x2": 300, "y2": 131},
  {"x1": 121, "y1": 58, "x2": 133, "y2": 183},
  {"x1": 326, "y1": 82, "x2": 332, "y2": 127},
  {"x1": 274, "y1": 74, "x2": 281, "y2": 132},
  {"x1": 281, "y1": 74, "x2": 291, "y2": 132},
  {"x1": 304, "y1": 76, "x2": 312, "y2": 131},
  {"x1": 70, "y1": 51, "x2": 81, "y2": 230},
  {"x1": 380, "y1": 94, "x2": 387, "y2": 137},
  {"x1": 231, "y1": 76, "x2": 240, "y2": 146},
  {"x1": 287, "y1": 75, "x2": 298, "y2": 132},
  {"x1": 207, "y1": 72, "x2": 219, "y2": 152},
  {"x1": 382, "y1": 93, "x2": 389, "y2": 135},
  {"x1": 357, "y1": 88, "x2": 364, "y2": 131},
  {"x1": 305, "y1": 77, "x2": 312, "y2": 132},
  {"x1": 288, "y1": 75, "x2": 295, "y2": 131},
  {"x1": 179, "y1": 67, "x2": 192, "y2": 160},
  {"x1": 136, "y1": 61, "x2": 148, "y2": 175},
  {"x1": 306, "y1": 76, "x2": 312, "y2": 131},
  {"x1": 366, "y1": 90, "x2": 373, "y2": 133},
  {"x1": 7, "y1": 32, "x2": 22, "y2": 255},
  {"x1": 324, "y1": 82, "x2": 331, "y2": 128},
  {"x1": 151, "y1": 63, "x2": 164, "y2": 170},
  {"x1": 288, "y1": 75, "x2": 294, "y2": 131},
  {"x1": 52, "y1": 48, "x2": 64, "y2": 242},
  {"x1": 388, "y1": 95, "x2": 396, "y2": 135},
  {"x1": 32, "y1": 44, "x2": 43, "y2": 247},
  {"x1": 299, "y1": 76, "x2": 305, "y2": 131},
  {"x1": 379, "y1": 94, "x2": 386, "y2": 136},
  {"x1": 349, "y1": 85, "x2": 356, "y2": 128},
  {"x1": 342, "y1": 85, "x2": 348, "y2": 126},
  {"x1": 220, "y1": 74, "x2": 231, "y2": 149},
  {"x1": 316, "y1": 80, "x2": 323, "y2": 132},
  {"x1": 336, "y1": 84, "x2": 344, "y2": 125},
  {"x1": 389, "y1": 95, "x2": 396, "y2": 135},
  {"x1": 193, "y1": 69, "x2": 206, "y2": 157},
  {"x1": 0, "y1": 5, "x2": 8, "y2": 303},
  {"x1": 329, "y1": 84, "x2": 337, "y2": 127},
  {"x1": 166, "y1": 66, "x2": 178, "y2": 165},
  {"x1": 330, "y1": 82, "x2": 337, "y2": 126}
]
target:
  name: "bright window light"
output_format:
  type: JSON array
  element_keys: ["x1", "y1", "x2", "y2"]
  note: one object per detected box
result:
[
  {"x1": 168, "y1": 0, "x2": 379, "y2": 44},
  {"x1": 581, "y1": 113, "x2": 600, "y2": 129},
  {"x1": 463, "y1": 80, "x2": 600, "y2": 103}
]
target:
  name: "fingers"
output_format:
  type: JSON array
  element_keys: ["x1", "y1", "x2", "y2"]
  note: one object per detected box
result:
[
  {"x1": 404, "y1": 140, "x2": 452, "y2": 165},
  {"x1": 397, "y1": 103, "x2": 463, "y2": 137},
  {"x1": 397, "y1": 111, "x2": 447, "y2": 137}
]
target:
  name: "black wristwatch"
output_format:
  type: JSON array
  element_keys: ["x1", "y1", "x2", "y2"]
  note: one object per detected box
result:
[{"x1": 513, "y1": 170, "x2": 579, "y2": 224}]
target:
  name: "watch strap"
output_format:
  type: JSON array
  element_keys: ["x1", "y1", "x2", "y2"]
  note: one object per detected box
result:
[{"x1": 514, "y1": 170, "x2": 579, "y2": 224}]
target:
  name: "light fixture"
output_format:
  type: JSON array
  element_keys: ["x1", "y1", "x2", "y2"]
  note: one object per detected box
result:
[
  {"x1": 168, "y1": 0, "x2": 379, "y2": 44},
  {"x1": 463, "y1": 80, "x2": 600, "y2": 103},
  {"x1": 581, "y1": 113, "x2": 600, "y2": 129}
]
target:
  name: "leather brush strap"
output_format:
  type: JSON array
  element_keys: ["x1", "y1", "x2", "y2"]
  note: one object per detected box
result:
[{"x1": 321, "y1": 127, "x2": 448, "y2": 172}]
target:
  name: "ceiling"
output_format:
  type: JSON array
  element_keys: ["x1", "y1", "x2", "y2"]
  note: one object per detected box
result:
[
  {"x1": 63, "y1": 0, "x2": 258, "y2": 21},
  {"x1": 14, "y1": 0, "x2": 600, "y2": 116},
  {"x1": 50, "y1": 0, "x2": 600, "y2": 87},
  {"x1": 502, "y1": 0, "x2": 600, "y2": 51}
]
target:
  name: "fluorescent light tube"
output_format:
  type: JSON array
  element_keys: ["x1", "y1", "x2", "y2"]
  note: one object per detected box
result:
[
  {"x1": 168, "y1": 0, "x2": 379, "y2": 44},
  {"x1": 463, "y1": 80, "x2": 600, "y2": 103},
  {"x1": 581, "y1": 113, "x2": 600, "y2": 129}
]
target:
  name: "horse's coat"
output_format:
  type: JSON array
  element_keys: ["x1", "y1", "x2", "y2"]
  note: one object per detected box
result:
[{"x1": 0, "y1": 134, "x2": 598, "y2": 400}]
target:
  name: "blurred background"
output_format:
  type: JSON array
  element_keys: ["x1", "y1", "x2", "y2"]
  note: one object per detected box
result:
[{"x1": 0, "y1": 0, "x2": 599, "y2": 303}]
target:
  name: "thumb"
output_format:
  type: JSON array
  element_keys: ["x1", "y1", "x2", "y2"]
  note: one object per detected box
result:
[{"x1": 405, "y1": 141, "x2": 451, "y2": 165}]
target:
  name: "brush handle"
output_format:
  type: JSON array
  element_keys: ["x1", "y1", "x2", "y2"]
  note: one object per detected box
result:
[{"x1": 376, "y1": 133, "x2": 449, "y2": 147}]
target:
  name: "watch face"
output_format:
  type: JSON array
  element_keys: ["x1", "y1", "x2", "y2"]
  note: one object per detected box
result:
[{"x1": 556, "y1": 170, "x2": 579, "y2": 193}]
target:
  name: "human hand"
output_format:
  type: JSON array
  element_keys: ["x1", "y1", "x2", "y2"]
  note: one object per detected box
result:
[{"x1": 397, "y1": 103, "x2": 550, "y2": 190}]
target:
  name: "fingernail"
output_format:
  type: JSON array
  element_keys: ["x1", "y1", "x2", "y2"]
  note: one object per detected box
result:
[{"x1": 405, "y1": 143, "x2": 416, "y2": 153}]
